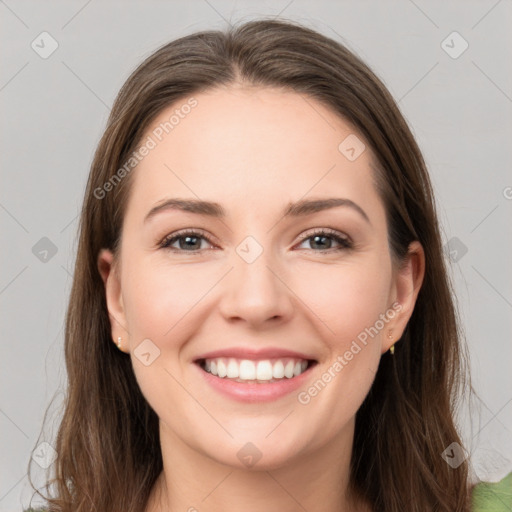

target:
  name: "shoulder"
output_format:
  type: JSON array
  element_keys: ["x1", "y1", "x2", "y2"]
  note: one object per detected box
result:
[
  {"x1": 21, "y1": 475, "x2": 512, "y2": 512},
  {"x1": 472, "y1": 471, "x2": 512, "y2": 511}
]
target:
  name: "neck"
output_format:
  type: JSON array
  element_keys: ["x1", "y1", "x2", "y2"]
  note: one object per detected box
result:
[{"x1": 145, "y1": 418, "x2": 371, "y2": 512}]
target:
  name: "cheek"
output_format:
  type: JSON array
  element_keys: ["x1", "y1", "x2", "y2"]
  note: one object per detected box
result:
[
  {"x1": 121, "y1": 254, "x2": 212, "y2": 343},
  {"x1": 121, "y1": 255, "x2": 211, "y2": 421},
  {"x1": 279, "y1": 259, "x2": 391, "y2": 450},
  {"x1": 122, "y1": 249, "x2": 392, "y2": 357},
  {"x1": 291, "y1": 261, "x2": 390, "y2": 428},
  {"x1": 289, "y1": 256, "x2": 392, "y2": 343}
]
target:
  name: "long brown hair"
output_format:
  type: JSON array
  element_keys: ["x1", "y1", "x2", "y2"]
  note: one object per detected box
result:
[{"x1": 29, "y1": 18, "x2": 471, "y2": 511}]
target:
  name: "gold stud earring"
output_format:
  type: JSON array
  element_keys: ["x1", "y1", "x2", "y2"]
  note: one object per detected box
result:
[
  {"x1": 387, "y1": 331, "x2": 395, "y2": 355},
  {"x1": 117, "y1": 336, "x2": 122, "y2": 350}
]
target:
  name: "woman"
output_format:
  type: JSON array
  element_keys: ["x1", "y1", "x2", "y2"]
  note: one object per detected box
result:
[{"x1": 28, "y1": 18, "x2": 510, "y2": 512}]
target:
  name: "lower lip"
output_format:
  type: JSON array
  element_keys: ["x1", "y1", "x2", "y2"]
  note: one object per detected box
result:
[{"x1": 194, "y1": 362, "x2": 316, "y2": 403}]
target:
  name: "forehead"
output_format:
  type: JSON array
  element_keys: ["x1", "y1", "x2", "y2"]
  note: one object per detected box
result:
[{"x1": 126, "y1": 86, "x2": 381, "y2": 220}]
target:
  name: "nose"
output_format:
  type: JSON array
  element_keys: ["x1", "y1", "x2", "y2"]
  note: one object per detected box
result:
[{"x1": 218, "y1": 246, "x2": 295, "y2": 328}]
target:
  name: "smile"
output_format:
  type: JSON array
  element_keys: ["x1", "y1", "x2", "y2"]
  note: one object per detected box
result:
[{"x1": 198, "y1": 357, "x2": 314, "y2": 383}]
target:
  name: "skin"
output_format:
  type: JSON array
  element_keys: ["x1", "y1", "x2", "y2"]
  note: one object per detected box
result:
[{"x1": 98, "y1": 85, "x2": 425, "y2": 512}]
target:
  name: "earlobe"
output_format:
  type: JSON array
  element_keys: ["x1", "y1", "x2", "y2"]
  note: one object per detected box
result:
[
  {"x1": 97, "y1": 249, "x2": 128, "y2": 351},
  {"x1": 384, "y1": 241, "x2": 425, "y2": 353}
]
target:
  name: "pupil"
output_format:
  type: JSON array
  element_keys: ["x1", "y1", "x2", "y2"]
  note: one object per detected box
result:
[
  {"x1": 312, "y1": 235, "x2": 330, "y2": 249},
  {"x1": 181, "y1": 236, "x2": 199, "y2": 250}
]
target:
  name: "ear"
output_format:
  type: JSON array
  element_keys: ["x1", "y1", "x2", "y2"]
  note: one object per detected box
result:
[
  {"x1": 97, "y1": 248, "x2": 129, "y2": 353},
  {"x1": 382, "y1": 241, "x2": 425, "y2": 353}
]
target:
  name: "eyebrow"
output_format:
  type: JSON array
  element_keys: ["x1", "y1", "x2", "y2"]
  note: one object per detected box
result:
[{"x1": 144, "y1": 197, "x2": 371, "y2": 225}]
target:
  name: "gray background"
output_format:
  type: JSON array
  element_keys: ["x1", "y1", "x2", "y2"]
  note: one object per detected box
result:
[{"x1": 1, "y1": 1, "x2": 511, "y2": 510}]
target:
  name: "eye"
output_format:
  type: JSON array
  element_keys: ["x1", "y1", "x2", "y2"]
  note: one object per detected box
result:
[
  {"x1": 159, "y1": 229, "x2": 215, "y2": 253},
  {"x1": 295, "y1": 228, "x2": 352, "y2": 252},
  {"x1": 158, "y1": 227, "x2": 352, "y2": 254}
]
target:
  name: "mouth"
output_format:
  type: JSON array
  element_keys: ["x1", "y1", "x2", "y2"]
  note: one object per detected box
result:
[{"x1": 195, "y1": 357, "x2": 318, "y2": 384}]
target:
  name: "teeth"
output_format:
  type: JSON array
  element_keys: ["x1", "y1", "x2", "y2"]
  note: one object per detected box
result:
[
  {"x1": 273, "y1": 360, "x2": 285, "y2": 379},
  {"x1": 217, "y1": 359, "x2": 227, "y2": 378},
  {"x1": 284, "y1": 360, "x2": 295, "y2": 378},
  {"x1": 240, "y1": 360, "x2": 256, "y2": 380},
  {"x1": 201, "y1": 357, "x2": 311, "y2": 382},
  {"x1": 256, "y1": 360, "x2": 273, "y2": 380},
  {"x1": 226, "y1": 358, "x2": 239, "y2": 378}
]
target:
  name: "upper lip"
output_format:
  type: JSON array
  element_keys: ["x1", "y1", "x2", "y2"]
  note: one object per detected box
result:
[{"x1": 194, "y1": 347, "x2": 317, "y2": 362}]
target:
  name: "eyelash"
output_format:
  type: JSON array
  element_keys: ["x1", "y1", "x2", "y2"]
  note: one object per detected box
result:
[{"x1": 158, "y1": 227, "x2": 353, "y2": 254}]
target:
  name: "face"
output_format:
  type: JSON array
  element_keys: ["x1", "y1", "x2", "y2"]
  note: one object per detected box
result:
[{"x1": 99, "y1": 86, "x2": 423, "y2": 471}]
